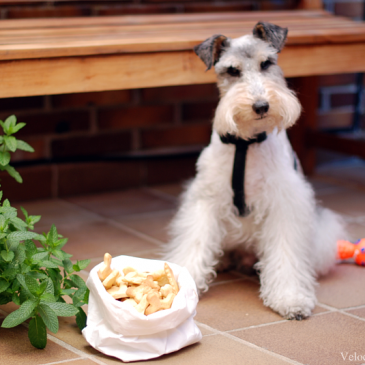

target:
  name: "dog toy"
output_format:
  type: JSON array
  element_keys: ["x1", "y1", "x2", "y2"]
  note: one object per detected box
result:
[{"x1": 337, "y1": 239, "x2": 365, "y2": 266}]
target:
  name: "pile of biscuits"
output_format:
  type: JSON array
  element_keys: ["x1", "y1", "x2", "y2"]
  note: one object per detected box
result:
[{"x1": 97, "y1": 253, "x2": 179, "y2": 316}]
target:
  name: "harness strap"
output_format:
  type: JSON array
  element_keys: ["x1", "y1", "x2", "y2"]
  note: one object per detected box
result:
[{"x1": 220, "y1": 132, "x2": 267, "y2": 216}]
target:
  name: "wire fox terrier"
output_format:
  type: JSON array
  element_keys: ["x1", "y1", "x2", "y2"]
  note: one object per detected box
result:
[{"x1": 163, "y1": 22, "x2": 346, "y2": 320}]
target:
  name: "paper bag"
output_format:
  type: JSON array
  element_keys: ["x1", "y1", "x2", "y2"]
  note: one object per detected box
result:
[{"x1": 82, "y1": 255, "x2": 202, "y2": 362}]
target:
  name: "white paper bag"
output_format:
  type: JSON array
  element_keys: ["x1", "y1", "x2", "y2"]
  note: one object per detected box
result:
[{"x1": 82, "y1": 255, "x2": 202, "y2": 362}]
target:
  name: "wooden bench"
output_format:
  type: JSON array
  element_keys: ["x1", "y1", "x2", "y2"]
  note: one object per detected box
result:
[{"x1": 1, "y1": 4, "x2": 365, "y2": 173}]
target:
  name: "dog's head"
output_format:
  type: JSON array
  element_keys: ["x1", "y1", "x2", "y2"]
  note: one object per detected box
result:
[{"x1": 194, "y1": 22, "x2": 301, "y2": 140}]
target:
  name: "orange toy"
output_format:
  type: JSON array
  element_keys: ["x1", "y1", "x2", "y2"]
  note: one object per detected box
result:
[{"x1": 337, "y1": 239, "x2": 365, "y2": 266}]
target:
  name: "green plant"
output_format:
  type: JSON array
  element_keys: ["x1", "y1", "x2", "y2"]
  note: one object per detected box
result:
[{"x1": 0, "y1": 115, "x2": 90, "y2": 349}]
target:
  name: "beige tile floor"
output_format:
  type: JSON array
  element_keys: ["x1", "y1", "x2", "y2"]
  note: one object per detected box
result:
[{"x1": 2, "y1": 162, "x2": 365, "y2": 365}]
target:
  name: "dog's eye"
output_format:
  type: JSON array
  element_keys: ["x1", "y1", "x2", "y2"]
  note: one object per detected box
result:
[
  {"x1": 260, "y1": 60, "x2": 273, "y2": 71},
  {"x1": 226, "y1": 66, "x2": 241, "y2": 77}
]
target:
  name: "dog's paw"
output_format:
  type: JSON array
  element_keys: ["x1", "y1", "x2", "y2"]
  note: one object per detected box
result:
[{"x1": 263, "y1": 291, "x2": 316, "y2": 320}]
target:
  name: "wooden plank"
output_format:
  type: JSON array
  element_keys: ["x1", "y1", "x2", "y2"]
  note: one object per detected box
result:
[
  {"x1": 0, "y1": 10, "x2": 332, "y2": 30},
  {"x1": 1, "y1": 22, "x2": 365, "y2": 61},
  {"x1": 1, "y1": 42, "x2": 365, "y2": 98}
]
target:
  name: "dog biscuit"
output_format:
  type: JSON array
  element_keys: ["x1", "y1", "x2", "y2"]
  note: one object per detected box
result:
[
  {"x1": 164, "y1": 263, "x2": 179, "y2": 294},
  {"x1": 103, "y1": 269, "x2": 120, "y2": 290},
  {"x1": 107, "y1": 284, "x2": 128, "y2": 299},
  {"x1": 135, "y1": 294, "x2": 149, "y2": 314},
  {"x1": 98, "y1": 253, "x2": 113, "y2": 281}
]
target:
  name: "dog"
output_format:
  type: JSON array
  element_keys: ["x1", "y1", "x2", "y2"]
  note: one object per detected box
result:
[{"x1": 163, "y1": 22, "x2": 346, "y2": 320}]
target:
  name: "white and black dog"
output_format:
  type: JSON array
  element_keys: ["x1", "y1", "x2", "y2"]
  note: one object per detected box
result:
[{"x1": 163, "y1": 22, "x2": 346, "y2": 320}]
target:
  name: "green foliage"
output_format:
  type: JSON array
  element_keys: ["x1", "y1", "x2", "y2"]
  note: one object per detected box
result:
[{"x1": 0, "y1": 116, "x2": 90, "y2": 349}]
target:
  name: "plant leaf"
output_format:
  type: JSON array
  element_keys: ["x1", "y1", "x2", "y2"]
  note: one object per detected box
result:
[
  {"x1": 11, "y1": 123, "x2": 26, "y2": 134},
  {"x1": 46, "y1": 302, "x2": 79, "y2": 317},
  {"x1": 16, "y1": 139, "x2": 34, "y2": 152},
  {"x1": 0, "y1": 151, "x2": 10, "y2": 166},
  {"x1": 12, "y1": 292, "x2": 21, "y2": 305},
  {"x1": 1, "y1": 250, "x2": 14, "y2": 262},
  {"x1": 3, "y1": 115, "x2": 16, "y2": 135},
  {"x1": 38, "y1": 303, "x2": 59, "y2": 333},
  {"x1": 44, "y1": 278, "x2": 54, "y2": 296},
  {"x1": 16, "y1": 274, "x2": 34, "y2": 299},
  {"x1": 28, "y1": 316, "x2": 47, "y2": 349},
  {"x1": 40, "y1": 293, "x2": 56, "y2": 303},
  {"x1": 8, "y1": 231, "x2": 44, "y2": 242},
  {"x1": 4, "y1": 136, "x2": 17, "y2": 152},
  {"x1": 69, "y1": 275, "x2": 87, "y2": 289},
  {"x1": 32, "y1": 252, "x2": 49, "y2": 261},
  {"x1": 75, "y1": 307, "x2": 87, "y2": 331},
  {"x1": 48, "y1": 225, "x2": 58, "y2": 245},
  {"x1": 39, "y1": 260, "x2": 59, "y2": 269},
  {"x1": 0, "y1": 278, "x2": 10, "y2": 293},
  {"x1": 4, "y1": 165, "x2": 22, "y2": 183},
  {"x1": 62, "y1": 259, "x2": 74, "y2": 274},
  {"x1": 77, "y1": 259, "x2": 90, "y2": 271},
  {"x1": 24, "y1": 275, "x2": 40, "y2": 296},
  {"x1": 1, "y1": 298, "x2": 38, "y2": 328}
]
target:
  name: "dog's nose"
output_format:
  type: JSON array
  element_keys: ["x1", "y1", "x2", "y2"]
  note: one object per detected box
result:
[{"x1": 252, "y1": 101, "x2": 269, "y2": 116}]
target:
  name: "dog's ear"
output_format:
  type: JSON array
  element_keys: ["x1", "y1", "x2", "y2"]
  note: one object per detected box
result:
[
  {"x1": 253, "y1": 22, "x2": 288, "y2": 53},
  {"x1": 194, "y1": 34, "x2": 228, "y2": 71}
]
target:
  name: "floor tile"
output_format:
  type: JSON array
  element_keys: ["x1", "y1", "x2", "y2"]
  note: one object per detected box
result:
[
  {"x1": 66, "y1": 189, "x2": 176, "y2": 218},
  {"x1": 58, "y1": 360, "x2": 100, "y2": 365},
  {"x1": 346, "y1": 306, "x2": 365, "y2": 319},
  {"x1": 0, "y1": 319, "x2": 81, "y2": 365},
  {"x1": 317, "y1": 264, "x2": 365, "y2": 308},
  {"x1": 148, "y1": 183, "x2": 185, "y2": 199},
  {"x1": 346, "y1": 222, "x2": 365, "y2": 241},
  {"x1": 232, "y1": 312, "x2": 365, "y2": 365},
  {"x1": 53, "y1": 220, "x2": 160, "y2": 261},
  {"x1": 195, "y1": 280, "x2": 284, "y2": 331},
  {"x1": 13, "y1": 199, "x2": 99, "y2": 230},
  {"x1": 317, "y1": 188, "x2": 365, "y2": 217},
  {"x1": 96, "y1": 334, "x2": 291, "y2": 365},
  {"x1": 116, "y1": 210, "x2": 175, "y2": 243}
]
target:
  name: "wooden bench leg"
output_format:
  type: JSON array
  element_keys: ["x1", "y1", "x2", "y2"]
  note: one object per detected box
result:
[{"x1": 288, "y1": 76, "x2": 319, "y2": 175}]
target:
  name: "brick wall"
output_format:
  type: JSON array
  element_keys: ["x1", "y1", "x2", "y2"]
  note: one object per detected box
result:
[
  {"x1": 0, "y1": 85, "x2": 219, "y2": 201},
  {"x1": 0, "y1": 0, "x2": 364, "y2": 201},
  {"x1": 318, "y1": 1, "x2": 365, "y2": 131}
]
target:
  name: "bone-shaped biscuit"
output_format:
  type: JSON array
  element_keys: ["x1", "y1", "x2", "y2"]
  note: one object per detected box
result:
[
  {"x1": 107, "y1": 284, "x2": 128, "y2": 299},
  {"x1": 135, "y1": 294, "x2": 149, "y2": 314},
  {"x1": 126, "y1": 275, "x2": 160, "y2": 303},
  {"x1": 160, "y1": 284, "x2": 174, "y2": 298},
  {"x1": 145, "y1": 291, "x2": 176, "y2": 315},
  {"x1": 103, "y1": 269, "x2": 120, "y2": 290},
  {"x1": 164, "y1": 263, "x2": 179, "y2": 294},
  {"x1": 98, "y1": 253, "x2": 113, "y2": 281}
]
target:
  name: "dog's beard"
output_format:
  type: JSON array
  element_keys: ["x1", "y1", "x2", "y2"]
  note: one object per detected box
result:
[{"x1": 213, "y1": 80, "x2": 301, "y2": 140}]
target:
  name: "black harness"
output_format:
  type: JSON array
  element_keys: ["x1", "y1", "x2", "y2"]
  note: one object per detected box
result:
[{"x1": 220, "y1": 132, "x2": 267, "y2": 217}]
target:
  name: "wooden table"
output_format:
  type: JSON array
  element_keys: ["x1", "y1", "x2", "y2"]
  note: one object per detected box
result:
[{"x1": 1, "y1": 10, "x2": 365, "y2": 172}]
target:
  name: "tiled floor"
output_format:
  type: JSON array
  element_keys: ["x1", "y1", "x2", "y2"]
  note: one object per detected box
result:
[{"x1": 2, "y1": 161, "x2": 365, "y2": 365}]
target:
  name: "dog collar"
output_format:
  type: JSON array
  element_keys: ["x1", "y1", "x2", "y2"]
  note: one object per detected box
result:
[{"x1": 220, "y1": 132, "x2": 267, "y2": 216}]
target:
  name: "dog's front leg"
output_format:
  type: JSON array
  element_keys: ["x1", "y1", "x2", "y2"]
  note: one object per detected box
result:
[
  {"x1": 255, "y1": 164, "x2": 318, "y2": 320},
  {"x1": 164, "y1": 133, "x2": 233, "y2": 293}
]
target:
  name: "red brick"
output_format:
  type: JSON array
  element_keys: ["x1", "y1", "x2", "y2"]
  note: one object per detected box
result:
[
  {"x1": 182, "y1": 101, "x2": 217, "y2": 122},
  {"x1": 98, "y1": 105, "x2": 174, "y2": 130},
  {"x1": 0, "y1": 96, "x2": 43, "y2": 112},
  {"x1": 51, "y1": 131, "x2": 132, "y2": 158},
  {"x1": 96, "y1": 4, "x2": 177, "y2": 16},
  {"x1": 0, "y1": 165, "x2": 53, "y2": 202},
  {"x1": 318, "y1": 74, "x2": 357, "y2": 87},
  {"x1": 141, "y1": 123, "x2": 211, "y2": 149},
  {"x1": 184, "y1": 2, "x2": 253, "y2": 13},
  {"x1": 145, "y1": 155, "x2": 198, "y2": 185},
  {"x1": 52, "y1": 90, "x2": 132, "y2": 108},
  {"x1": 57, "y1": 161, "x2": 142, "y2": 197},
  {"x1": 5, "y1": 111, "x2": 90, "y2": 137},
  {"x1": 260, "y1": 0, "x2": 297, "y2": 11},
  {"x1": 11, "y1": 137, "x2": 47, "y2": 162},
  {"x1": 142, "y1": 84, "x2": 219, "y2": 103},
  {"x1": 330, "y1": 93, "x2": 356, "y2": 108},
  {"x1": 7, "y1": 5, "x2": 91, "y2": 19},
  {"x1": 318, "y1": 111, "x2": 354, "y2": 129},
  {"x1": 335, "y1": 2, "x2": 364, "y2": 18}
]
